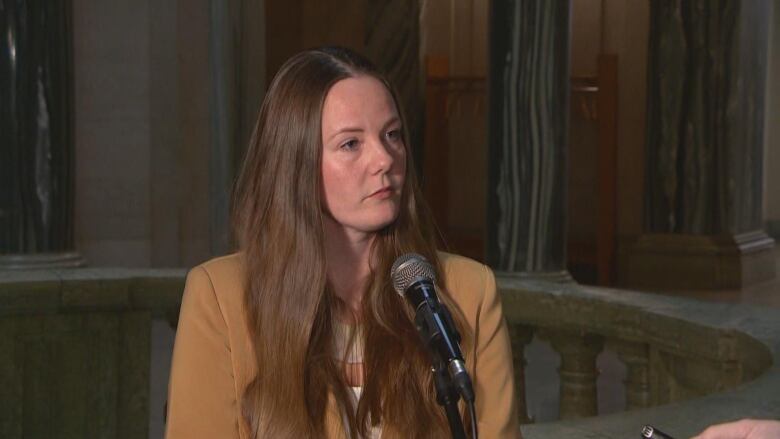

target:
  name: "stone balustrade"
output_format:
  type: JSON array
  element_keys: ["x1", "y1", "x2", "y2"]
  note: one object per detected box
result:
[
  {"x1": 0, "y1": 268, "x2": 185, "y2": 439},
  {"x1": 499, "y1": 276, "x2": 779, "y2": 438},
  {"x1": 0, "y1": 268, "x2": 778, "y2": 438}
]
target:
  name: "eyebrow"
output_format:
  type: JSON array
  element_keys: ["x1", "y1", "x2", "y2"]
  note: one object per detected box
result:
[{"x1": 326, "y1": 116, "x2": 401, "y2": 142}]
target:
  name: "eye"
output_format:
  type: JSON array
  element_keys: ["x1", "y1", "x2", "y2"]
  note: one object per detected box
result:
[
  {"x1": 340, "y1": 139, "x2": 359, "y2": 151},
  {"x1": 386, "y1": 129, "x2": 403, "y2": 143}
]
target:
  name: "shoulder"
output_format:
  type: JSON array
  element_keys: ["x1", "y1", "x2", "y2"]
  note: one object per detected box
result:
[
  {"x1": 183, "y1": 253, "x2": 247, "y2": 331},
  {"x1": 197, "y1": 252, "x2": 245, "y2": 281},
  {"x1": 438, "y1": 251, "x2": 493, "y2": 289},
  {"x1": 438, "y1": 251, "x2": 488, "y2": 274},
  {"x1": 187, "y1": 253, "x2": 246, "y2": 297},
  {"x1": 437, "y1": 251, "x2": 496, "y2": 312}
]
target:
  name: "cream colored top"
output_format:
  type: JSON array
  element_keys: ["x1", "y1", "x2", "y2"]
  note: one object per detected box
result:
[
  {"x1": 332, "y1": 321, "x2": 381, "y2": 438},
  {"x1": 165, "y1": 252, "x2": 521, "y2": 438}
]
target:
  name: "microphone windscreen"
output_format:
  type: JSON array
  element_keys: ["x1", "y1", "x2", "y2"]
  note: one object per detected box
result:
[{"x1": 390, "y1": 253, "x2": 436, "y2": 296}]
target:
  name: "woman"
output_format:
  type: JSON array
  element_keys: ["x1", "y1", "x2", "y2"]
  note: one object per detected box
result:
[{"x1": 165, "y1": 46, "x2": 520, "y2": 439}]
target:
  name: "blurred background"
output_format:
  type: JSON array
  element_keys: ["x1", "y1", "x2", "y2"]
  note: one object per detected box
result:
[
  {"x1": 1, "y1": 1, "x2": 779, "y2": 438},
  {"x1": 2, "y1": 0, "x2": 778, "y2": 283}
]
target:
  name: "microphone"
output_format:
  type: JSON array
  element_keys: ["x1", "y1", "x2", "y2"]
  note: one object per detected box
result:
[
  {"x1": 390, "y1": 253, "x2": 475, "y2": 403},
  {"x1": 642, "y1": 425, "x2": 676, "y2": 439}
]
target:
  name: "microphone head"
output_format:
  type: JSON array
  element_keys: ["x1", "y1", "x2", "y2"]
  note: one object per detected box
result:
[{"x1": 390, "y1": 253, "x2": 436, "y2": 296}]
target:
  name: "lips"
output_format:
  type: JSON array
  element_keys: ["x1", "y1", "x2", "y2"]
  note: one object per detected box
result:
[{"x1": 368, "y1": 186, "x2": 394, "y2": 199}]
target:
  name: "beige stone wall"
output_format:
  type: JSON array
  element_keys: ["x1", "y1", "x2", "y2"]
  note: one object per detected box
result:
[
  {"x1": 567, "y1": 0, "x2": 649, "y2": 243},
  {"x1": 570, "y1": 0, "x2": 602, "y2": 77},
  {"x1": 173, "y1": 0, "x2": 213, "y2": 268},
  {"x1": 420, "y1": 0, "x2": 489, "y2": 254},
  {"x1": 72, "y1": 0, "x2": 242, "y2": 268},
  {"x1": 265, "y1": 0, "x2": 366, "y2": 85},
  {"x1": 765, "y1": 2, "x2": 780, "y2": 231},
  {"x1": 601, "y1": 0, "x2": 649, "y2": 239},
  {"x1": 421, "y1": 0, "x2": 487, "y2": 77},
  {"x1": 149, "y1": 0, "x2": 180, "y2": 267},
  {"x1": 560, "y1": 0, "x2": 650, "y2": 258},
  {"x1": 73, "y1": 0, "x2": 154, "y2": 266},
  {"x1": 567, "y1": 0, "x2": 602, "y2": 252},
  {"x1": 420, "y1": 0, "x2": 449, "y2": 61}
]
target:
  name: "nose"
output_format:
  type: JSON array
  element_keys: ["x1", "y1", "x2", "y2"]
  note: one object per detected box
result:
[{"x1": 369, "y1": 137, "x2": 395, "y2": 175}]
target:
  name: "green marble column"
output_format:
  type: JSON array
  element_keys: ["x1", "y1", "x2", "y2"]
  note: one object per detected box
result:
[
  {"x1": 486, "y1": 0, "x2": 572, "y2": 279},
  {"x1": 0, "y1": 0, "x2": 82, "y2": 268},
  {"x1": 621, "y1": 0, "x2": 775, "y2": 289}
]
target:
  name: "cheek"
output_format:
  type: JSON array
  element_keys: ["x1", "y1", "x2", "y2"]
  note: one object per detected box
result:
[
  {"x1": 321, "y1": 164, "x2": 339, "y2": 206},
  {"x1": 321, "y1": 161, "x2": 354, "y2": 212}
]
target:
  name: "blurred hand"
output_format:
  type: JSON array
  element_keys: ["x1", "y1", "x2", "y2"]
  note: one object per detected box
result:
[{"x1": 691, "y1": 419, "x2": 780, "y2": 439}]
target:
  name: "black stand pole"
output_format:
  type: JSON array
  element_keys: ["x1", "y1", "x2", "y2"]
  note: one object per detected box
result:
[{"x1": 433, "y1": 358, "x2": 467, "y2": 439}]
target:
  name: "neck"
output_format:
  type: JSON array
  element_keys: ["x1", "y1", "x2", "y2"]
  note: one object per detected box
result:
[{"x1": 323, "y1": 220, "x2": 375, "y2": 316}]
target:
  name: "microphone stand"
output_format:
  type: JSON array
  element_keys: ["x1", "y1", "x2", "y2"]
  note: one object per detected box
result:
[
  {"x1": 432, "y1": 357, "x2": 467, "y2": 439},
  {"x1": 411, "y1": 296, "x2": 470, "y2": 439}
]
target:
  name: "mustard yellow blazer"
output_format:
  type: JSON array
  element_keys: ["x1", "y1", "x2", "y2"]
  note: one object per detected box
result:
[{"x1": 165, "y1": 252, "x2": 521, "y2": 438}]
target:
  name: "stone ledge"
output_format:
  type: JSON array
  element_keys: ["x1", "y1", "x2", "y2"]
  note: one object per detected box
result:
[{"x1": 0, "y1": 268, "x2": 187, "y2": 317}]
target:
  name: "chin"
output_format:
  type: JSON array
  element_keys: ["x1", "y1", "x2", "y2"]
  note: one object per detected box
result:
[
  {"x1": 362, "y1": 210, "x2": 401, "y2": 233},
  {"x1": 364, "y1": 219, "x2": 397, "y2": 233}
]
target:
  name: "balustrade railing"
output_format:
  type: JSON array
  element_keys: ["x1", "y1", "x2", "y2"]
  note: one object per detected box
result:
[{"x1": 498, "y1": 275, "x2": 778, "y2": 438}]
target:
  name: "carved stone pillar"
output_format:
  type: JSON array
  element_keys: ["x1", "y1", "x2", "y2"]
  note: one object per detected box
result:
[
  {"x1": 546, "y1": 331, "x2": 603, "y2": 419},
  {"x1": 0, "y1": 0, "x2": 83, "y2": 268},
  {"x1": 613, "y1": 340, "x2": 650, "y2": 410},
  {"x1": 486, "y1": 0, "x2": 572, "y2": 281},
  {"x1": 508, "y1": 324, "x2": 534, "y2": 423},
  {"x1": 619, "y1": 0, "x2": 775, "y2": 289}
]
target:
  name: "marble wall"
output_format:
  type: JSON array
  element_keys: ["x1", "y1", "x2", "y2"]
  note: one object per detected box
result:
[{"x1": 644, "y1": 0, "x2": 770, "y2": 235}]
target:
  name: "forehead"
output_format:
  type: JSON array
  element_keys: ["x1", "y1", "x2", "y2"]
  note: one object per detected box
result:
[{"x1": 321, "y1": 76, "x2": 399, "y2": 131}]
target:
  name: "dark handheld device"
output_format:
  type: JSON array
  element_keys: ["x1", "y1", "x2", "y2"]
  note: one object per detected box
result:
[{"x1": 642, "y1": 425, "x2": 676, "y2": 439}]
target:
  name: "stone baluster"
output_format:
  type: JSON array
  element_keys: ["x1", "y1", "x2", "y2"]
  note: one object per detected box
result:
[
  {"x1": 508, "y1": 324, "x2": 534, "y2": 423},
  {"x1": 612, "y1": 340, "x2": 651, "y2": 409},
  {"x1": 718, "y1": 360, "x2": 741, "y2": 392},
  {"x1": 544, "y1": 331, "x2": 604, "y2": 419}
]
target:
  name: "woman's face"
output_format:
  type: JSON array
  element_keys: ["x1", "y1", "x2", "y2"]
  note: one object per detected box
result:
[{"x1": 320, "y1": 75, "x2": 406, "y2": 239}]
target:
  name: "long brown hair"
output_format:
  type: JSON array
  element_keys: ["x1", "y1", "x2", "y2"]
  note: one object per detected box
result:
[{"x1": 232, "y1": 47, "x2": 468, "y2": 438}]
